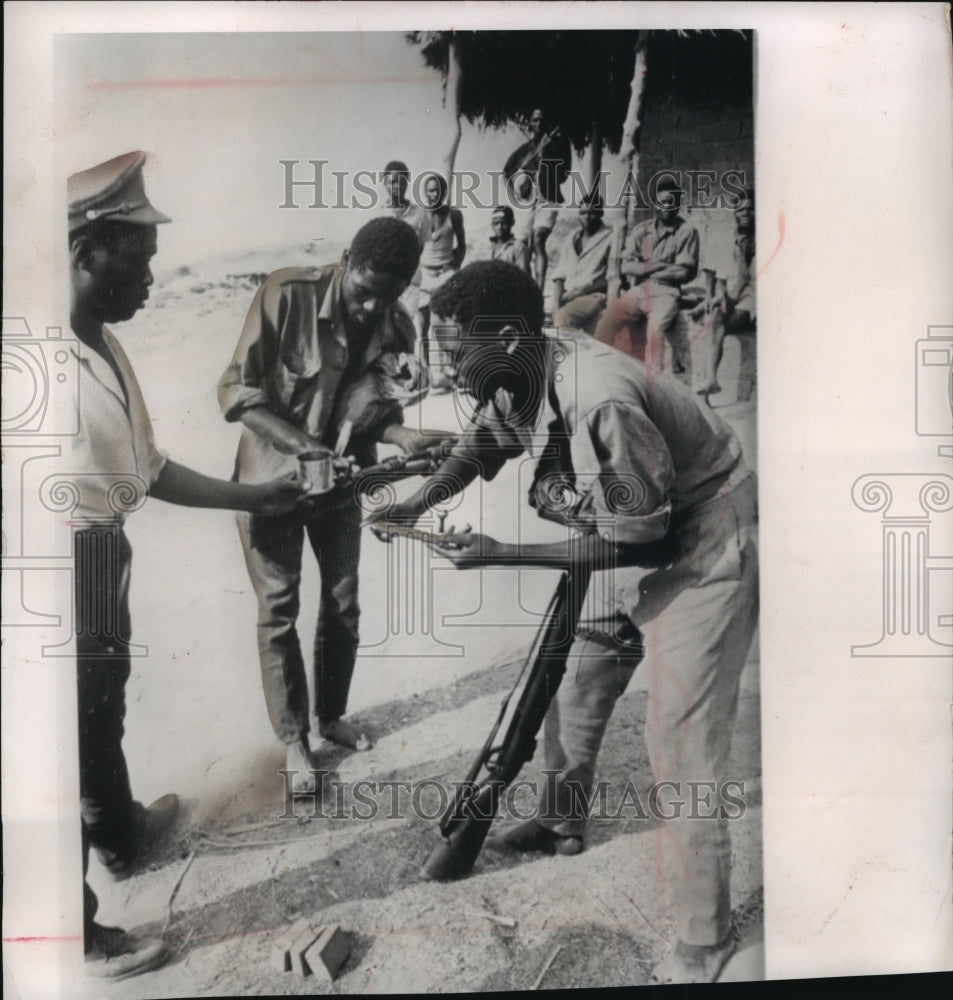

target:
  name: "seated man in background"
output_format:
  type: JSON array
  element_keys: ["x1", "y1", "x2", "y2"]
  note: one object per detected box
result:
[
  {"x1": 488, "y1": 205, "x2": 530, "y2": 273},
  {"x1": 595, "y1": 177, "x2": 699, "y2": 374},
  {"x1": 551, "y1": 193, "x2": 613, "y2": 334}
]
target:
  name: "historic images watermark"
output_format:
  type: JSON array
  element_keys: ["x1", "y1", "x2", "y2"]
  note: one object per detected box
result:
[
  {"x1": 277, "y1": 162, "x2": 751, "y2": 213},
  {"x1": 851, "y1": 325, "x2": 953, "y2": 658},
  {"x1": 278, "y1": 772, "x2": 749, "y2": 823}
]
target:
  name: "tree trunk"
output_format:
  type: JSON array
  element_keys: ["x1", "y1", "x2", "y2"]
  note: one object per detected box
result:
[
  {"x1": 609, "y1": 33, "x2": 648, "y2": 300},
  {"x1": 443, "y1": 36, "x2": 463, "y2": 187},
  {"x1": 587, "y1": 117, "x2": 603, "y2": 190}
]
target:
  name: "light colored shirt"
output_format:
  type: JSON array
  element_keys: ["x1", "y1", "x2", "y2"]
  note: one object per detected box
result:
[
  {"x1": 490, "y1": 235, "x2": 531, "y2": 272},
  {"x1": 68, "y1": 328, "x2": 167, "y2": 523},
  {"x1": 626, "y1": 215, "x2": 700, "y2": 290},
  {"x1": 218, "y1": 265, "x2": 415, "y2": 483},
  {"x1": 452, "y1": 331, "x2": 744, "y2": 543},
  {"x1": 551, "y1": 223, "x2": 614, "y2": 294}
]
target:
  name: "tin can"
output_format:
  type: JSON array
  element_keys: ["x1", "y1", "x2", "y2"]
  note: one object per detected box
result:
[{"x1": 298, "y1": 449, "x2": 334, "y2": 495}]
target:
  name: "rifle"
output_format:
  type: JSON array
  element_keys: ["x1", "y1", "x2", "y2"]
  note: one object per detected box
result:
[
  {"x1": 337, "y1": 437, "x2": 458, "y2": 493},
  {"x1": 506, "y1": 126, "x2": 563, "y2": 200},
  {"x1": 513, "y1": 126, "x2": 562, "y2": 176},
  {"x1": 420, "y1": 556, "x2": 593, "y2": 881}
]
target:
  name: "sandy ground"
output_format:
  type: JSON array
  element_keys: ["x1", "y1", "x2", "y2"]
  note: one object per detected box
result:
[{"x1": 78, "y1": 253, "x2": 762, "y2": 995}]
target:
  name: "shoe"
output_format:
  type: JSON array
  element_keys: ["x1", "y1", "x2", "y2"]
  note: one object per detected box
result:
[
  {"x1": 486, "y1": 818, "x2": 584, "y2": 857},
  {"x1": 85, "y1": 923, "x2": 169, "y2": 981},
  {"x1": 649, "y1": 935, "x2": 737, "y2": 984},
  {"x1": 286, "y1": 739, "x2": 319, "y2": 796},
  {"x1": 102, "y1": 793, "x2": 181, "y2": 879},
  {"x1": 318, "y1": 718, "x2": 373, "y2": 751}
]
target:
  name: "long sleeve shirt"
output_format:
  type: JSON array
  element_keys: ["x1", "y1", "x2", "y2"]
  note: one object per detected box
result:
[
  {"x1": 626, "y1": 215, "x2": 700, "y2": 291},
  {"x1": 451, "y1": 332, "x2": 744, "y2": 544}
]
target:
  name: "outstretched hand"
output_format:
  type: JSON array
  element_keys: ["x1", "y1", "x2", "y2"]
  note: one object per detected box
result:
[
  {"x1": 388, "y1": 426, "x2": 457, "y2": 456},
  {"x1": 426, "y1": 531, "x2": 500, "y2": 568},
  {"x1": 253, "y1": 472, "x2": 313, "y2": 517}
]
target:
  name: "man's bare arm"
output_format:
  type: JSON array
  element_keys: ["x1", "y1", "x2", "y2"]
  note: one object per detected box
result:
[
  {"x1": 369, "y1": 454, "x2": 480, "y2": 524},
  {"x1": 650, "y1": 261, "x2": 697, "y2": 285},
  {"x1": 621, "y1": 258, "x2": 668, "y2": 279},
  {"x1": 149, "y1": 460, "x2": 307, "y2": 515},
  {"x1": 433, "y1": 530, "x2": 672, "y2": 571}
]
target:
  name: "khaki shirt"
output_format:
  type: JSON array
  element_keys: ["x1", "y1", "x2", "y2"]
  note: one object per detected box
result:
[
  {"x1": 626, "y1": 215, "x2": 700, "y2": 291},
  {"x1": 218, "y1": 265, "x2": 416, "y2": 483},
  {"x1": 452, "y1": 332, "x2": 744, "y2": 544},
  {"x1": 490, "y1": 235, "x2": 531, "y2": 273}
]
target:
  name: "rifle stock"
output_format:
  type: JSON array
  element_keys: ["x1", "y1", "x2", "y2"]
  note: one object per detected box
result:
[{"x1": 420, "y1": 561, "x2": 593, "y2": 881}]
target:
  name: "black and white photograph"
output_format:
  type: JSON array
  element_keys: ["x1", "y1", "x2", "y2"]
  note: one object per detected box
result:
[{"x1": 2, "y1": 3, "x2": 951, "y2": 998}]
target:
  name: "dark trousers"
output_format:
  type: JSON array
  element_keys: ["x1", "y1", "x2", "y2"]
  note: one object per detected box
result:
[
  {"x1": 74, "y1": 524, "x2": 138, "y2": 946},
  {"x1": 237, "y1": 490, "x2": 362, "y2": 744}
]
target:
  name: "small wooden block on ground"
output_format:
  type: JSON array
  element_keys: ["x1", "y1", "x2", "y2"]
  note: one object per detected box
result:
[
  {"x1": 302, "y1": 924, "x2": 351, "y2": 981},
  {"x1": 290, "y1": 924, "x2": 323, "y2": 977},
  {"x1": 271, "y1": 916, "x2": 312, "y2": 973}
]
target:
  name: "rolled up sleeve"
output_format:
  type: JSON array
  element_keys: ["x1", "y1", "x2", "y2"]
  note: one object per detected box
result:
[
  {"x1": 573, "y1": 401, "x2": 674, "y2": 543},
  {"x1": 217, "y1": 277, "x2": 282, "y2": 422}
]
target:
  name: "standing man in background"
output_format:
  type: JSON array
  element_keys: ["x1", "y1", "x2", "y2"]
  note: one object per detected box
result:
[{"x1": 503, "y1": 108, "x2": 572, "y2": 296}]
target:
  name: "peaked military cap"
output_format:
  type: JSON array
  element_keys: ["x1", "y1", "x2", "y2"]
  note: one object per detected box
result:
[{"x1": 68, "y1": 151, "x2": 171, "y2": 232}]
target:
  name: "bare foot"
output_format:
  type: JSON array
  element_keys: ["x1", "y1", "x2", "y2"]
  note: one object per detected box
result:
[
  {"x1": 649, "y1": 935, "x2": 737, "y2": 985},
  {"x1": 286, "y1": 739, "x2": 319, "y2": 796},
  {"x1": 319, "y1": 718, "x2": 372, "y2": 751}
]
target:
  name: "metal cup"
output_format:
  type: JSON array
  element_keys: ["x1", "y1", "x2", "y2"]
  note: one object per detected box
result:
[{"x1": 298, "y1": 449, "x2": 334, "y2": 495}]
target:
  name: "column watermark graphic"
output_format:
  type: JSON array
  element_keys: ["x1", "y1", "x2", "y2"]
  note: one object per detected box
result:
[
  {"x1": 851, "y1": 322, "x2": 953, "y2": 658},
  {"x1": 851, "y1": 474, "x2": 953, "y2": 657}
]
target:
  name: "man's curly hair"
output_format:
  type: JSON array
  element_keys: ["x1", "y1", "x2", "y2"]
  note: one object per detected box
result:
[
  {"x1": 348, "y1": 217, "x2": 421, "y2": 284},
  {"x1": 430, "y1": 260, "x2": 544, "y2": 338}
]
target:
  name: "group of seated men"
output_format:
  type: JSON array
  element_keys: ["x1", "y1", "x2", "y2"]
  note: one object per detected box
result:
[
  {"x1": 381, "y1": 102, "x2": 756, "y2": 401},
  {"x1": 549, "y1": 180, "x2": 757, "y2": 402}
]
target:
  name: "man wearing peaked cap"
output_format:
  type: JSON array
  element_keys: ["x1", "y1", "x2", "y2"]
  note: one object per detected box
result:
[
  {"x1": 68, "y1": 151, "x2": 310, "y2": 980},
  {"x1": 68, "y1": 150, "x2": 172, "y2": 232}
]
